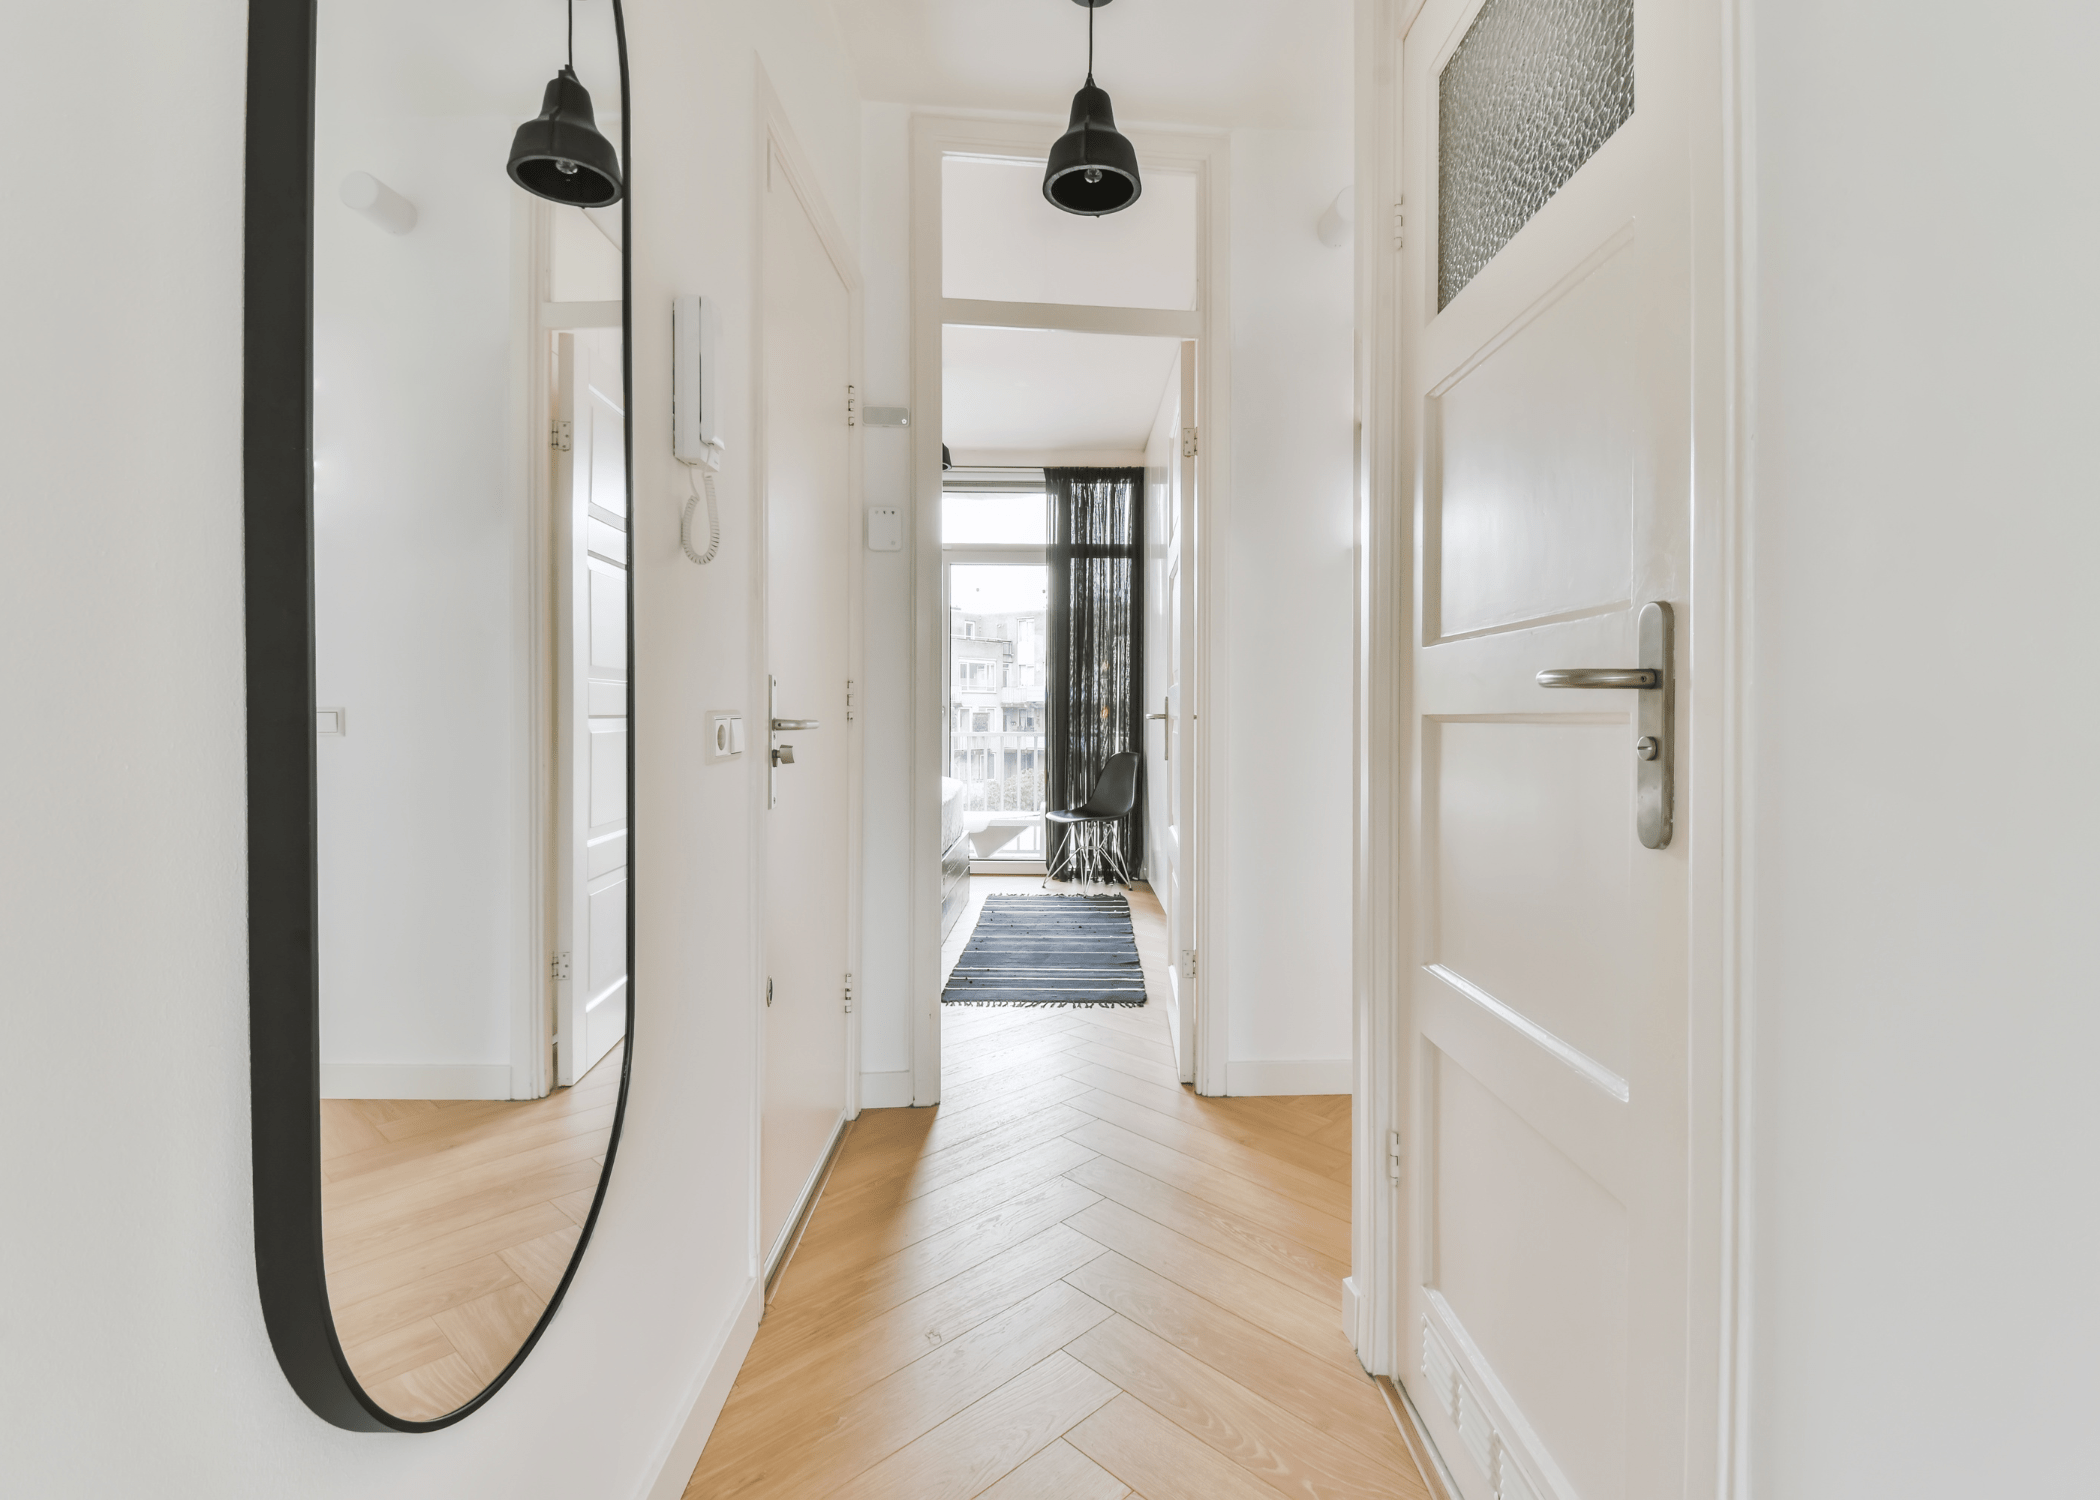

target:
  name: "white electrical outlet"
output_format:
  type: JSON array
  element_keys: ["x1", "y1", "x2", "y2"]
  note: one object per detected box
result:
[{"x1": 706, "y1": 711, "x2": 744, "y2": 762}]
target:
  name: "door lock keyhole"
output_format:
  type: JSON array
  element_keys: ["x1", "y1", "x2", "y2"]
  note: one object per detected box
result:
[{"x1": 1635, "y1": 735, "x2": 1661, "y2": 761}]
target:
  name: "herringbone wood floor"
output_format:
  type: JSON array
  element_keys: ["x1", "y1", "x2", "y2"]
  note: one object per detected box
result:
[{"x1": 685, "y1": 881, "x2": 1428, "y2": 1499}]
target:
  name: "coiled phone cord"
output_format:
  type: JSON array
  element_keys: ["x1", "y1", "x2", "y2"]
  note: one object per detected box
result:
[{"x1": 679, "y1": 461, "x2": 720, "y2": 565}]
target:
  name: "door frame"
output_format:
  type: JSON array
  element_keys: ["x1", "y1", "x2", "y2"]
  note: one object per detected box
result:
[
  {"x1": 751, "y1": 70, "x2": 868, "y2": 1264},
  {"x1": 1349, "y1": 0, "x2": 1757, "y2": 1492},
  {"x1": 908, "y1": 112, "x2": 1232, "y2": 1105}
]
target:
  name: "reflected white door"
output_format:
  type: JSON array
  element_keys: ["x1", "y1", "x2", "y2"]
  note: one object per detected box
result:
[
  {"x1": 760, "y1": 146, "x2": 854, "y2": 1262},
  {"x1": 1397, "y1": 1, "x2": 1694, "y2": 1498},
  {"x1": 554, "y1": 329, "x2": 628, "y2": 1086}
]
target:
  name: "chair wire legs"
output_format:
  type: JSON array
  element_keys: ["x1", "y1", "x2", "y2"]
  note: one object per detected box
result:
[{"x1": 1045, "y1": 820, "x2": 1134, "y2": 890}]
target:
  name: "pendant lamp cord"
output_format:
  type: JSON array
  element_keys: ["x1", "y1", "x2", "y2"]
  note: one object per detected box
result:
[
  {"x1": 1087, "y1": 0, "x2": 1094, "y2": 82},
  {"x1": 567, "y1": 0, "x2": 575, "y2": 70}
]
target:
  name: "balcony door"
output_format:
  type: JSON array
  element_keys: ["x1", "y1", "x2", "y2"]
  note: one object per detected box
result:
[{"x1": 942, "y1": 551, "x2": 1050, "y2": 870}]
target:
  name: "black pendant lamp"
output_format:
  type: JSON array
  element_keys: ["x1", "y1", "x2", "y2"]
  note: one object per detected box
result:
[
  {"x1": 507, "y1": 0, "x2": 623, "y2": 207},
  {"x1": 1043, "y1": 0, "x2": 1141, "y2": 216}
]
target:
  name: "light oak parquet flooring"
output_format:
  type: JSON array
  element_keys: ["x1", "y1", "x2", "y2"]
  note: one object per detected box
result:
[
  {"x1": 686, "y1": 881, "x2": 1424, "y2": 1500},
  {"x1": 316, "y1": 1042, "x2": 622, "y2": 1421}
]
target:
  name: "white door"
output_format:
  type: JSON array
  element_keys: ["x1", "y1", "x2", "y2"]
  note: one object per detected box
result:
[
  {"x1": 554, "y1": 329, "x2": 629, "y2": 1087},
  {"x1": 1396, "y1": 1, "x2": 1694, "y2": 1499},
  {"x1": 1146, "y1": 342, "x2": 1199, "y2": 1083},
  {"x1": 760, "y1": 147, "x2": 854, "y2": 1262}
]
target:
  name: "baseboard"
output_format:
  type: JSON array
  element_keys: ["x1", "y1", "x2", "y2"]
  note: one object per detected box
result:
[
  {"x1": 633, "y1": 1274, "x2": 765, "y2": 1500},
  {"x1": 1225, "y1": 1058, "x2": 1351, "y2": 1095},
  {"x1": 858, "y1": 1069, "x2": 913, "y2": 1108},
  {"x1": 319, "y1": 1062, "x2": 511, "y2": 1100},
  {"x1": 1343, "y1": 1275, "x2": 1362, "y2": 1349},
  {"x1": 1376, "y1": 1374, "x2": 1458, "y2": 1500}
]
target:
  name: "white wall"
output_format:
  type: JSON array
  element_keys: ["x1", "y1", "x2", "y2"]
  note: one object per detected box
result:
[
  {"x1": 311, "y1": 13, "x2": 543, "y2": 1094},
  {"x1": 0, "y1": 0, "x2": 861, "y2": 1493},
  {"x1": 1745, "y1": 1, "x2": 2100, "y2": 1494},
  {"x1": 1222, "y1": 128, "x2": 1357, "y2": 1095}
]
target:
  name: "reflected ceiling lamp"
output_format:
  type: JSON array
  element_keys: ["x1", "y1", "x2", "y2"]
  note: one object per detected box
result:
[
  {"x1": 507, "y1": 0, "x2": 623, "y2": 207},
  {"x1": 1043, "y1": 0, "x2": 1142, "y2": 216}
]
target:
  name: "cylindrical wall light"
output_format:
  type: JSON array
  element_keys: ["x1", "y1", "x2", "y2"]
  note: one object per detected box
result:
[{"x1": 339, "y1": 172, "x2": 417, "y2": 235}]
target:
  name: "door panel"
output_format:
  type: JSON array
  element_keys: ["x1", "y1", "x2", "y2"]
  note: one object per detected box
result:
[
  {"x1": 760, "y1": 147, "x2": 854, "y2": 1261},
  {"x1": 556, "y1": 328, "x2": 628, "y2": 1087},
  {"x1": 1399, "y1": 0, "x2": 1692, "y2": 1496}
]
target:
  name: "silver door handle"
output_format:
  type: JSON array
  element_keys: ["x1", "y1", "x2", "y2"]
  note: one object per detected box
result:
[
  {"x1": 1145, "y1": 697, "x2": 1169, "y2": 758},
  {"x1": 770, "y1": 718, "x2": 820, "y2": 731},
  {"x1": 1535, "y1": 668, "x2": 1659, "y2": 689},
  {"x1": 1538, "y1": 602, "x2": 1674, "y2": 850}
]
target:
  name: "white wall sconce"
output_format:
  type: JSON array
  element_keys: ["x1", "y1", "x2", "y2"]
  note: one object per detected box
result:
[
  {"x1": 1316, "y1": 186, "x2": 1354, "y2": 248},
  {"x1": 339, "y1": 172, "x2": 417, "y2": 235}
]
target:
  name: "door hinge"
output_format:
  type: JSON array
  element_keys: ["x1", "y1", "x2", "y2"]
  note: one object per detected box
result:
[
  {"x1": 846, "y1": 384, "x2": 858, "y2": 427},
  {"x1": 846, "y1": 679, "x2": 856, "y2": 722},
  {"x1": 551, "y1": 951, "x2": 571, "y2": 982},
  {"x1": 1392, "y1": 197, "x2": 1406, "y2": 251},
  {"x1": 843, "y1": 972, "x2": 855, "y2": 1014},
  {"x1": 1181, "y1": 426, "x2": 1198, "y2": 459},
  {"x1": 1182, "y1": 948, "x2": 1198, "y2": 979},
  {"x1": 1387, "y1": 1128, "x2": 1404, "y2": 1186},
  {"x1": 551, "y1": 418, "x2": 573, "y2": 452}
]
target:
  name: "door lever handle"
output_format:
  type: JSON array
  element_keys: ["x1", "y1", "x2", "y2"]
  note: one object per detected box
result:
[
  {"x1": 1536, "y1": 668, "x2": 1659, "y2": 689},
  {"x1": 1537, "y1": 602, "x2": 1675, "y2": 850},
  {"x1": 1145, "y1": 696, "x2": 1169, "y2": 759},
  {"x1": 770, "y1": 718, "x2": 820, "y2": 731}
]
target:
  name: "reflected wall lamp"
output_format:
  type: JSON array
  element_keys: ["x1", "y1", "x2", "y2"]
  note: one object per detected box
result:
[
  {"x1": 1043, "y1": 0, "x2": 1141, "y2": 216},
  {"x1": 507, "y1": 0, "x2": 623, "y2": 206}
]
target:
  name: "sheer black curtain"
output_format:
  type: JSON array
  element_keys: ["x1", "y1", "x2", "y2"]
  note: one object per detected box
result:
[{"x1": 1046, "y1": 468, "x2": 1145, "y2": 880}]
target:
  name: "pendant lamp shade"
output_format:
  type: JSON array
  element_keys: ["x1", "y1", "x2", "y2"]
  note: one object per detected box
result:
[
  {"x1": 507, "y1": 65, "x2": 623, "y2": 207},
  {"x1": 1043, "y1": 81, "x2": 1141, "y2": 216}
]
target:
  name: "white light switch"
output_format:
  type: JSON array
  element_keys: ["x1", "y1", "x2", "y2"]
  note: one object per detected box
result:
[
  {"x1": 708, "y1": 711, "x2": 744, "y2": 762},
  {"x1": 316, "y1": 708, "x2": 347, "y2": 736},
  {"x1": 866, "y1": 506, "x2": 903, "y2": 552}
]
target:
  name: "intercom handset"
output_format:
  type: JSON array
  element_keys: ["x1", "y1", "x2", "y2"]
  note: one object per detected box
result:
[{"x1": 673, "y1": 294, "x2": 726, "y2": 564}]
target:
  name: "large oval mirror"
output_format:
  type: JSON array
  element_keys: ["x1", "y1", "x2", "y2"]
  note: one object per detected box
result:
[{"x1": 244, "y1": 0, "x2": 633, "y2": 1431}]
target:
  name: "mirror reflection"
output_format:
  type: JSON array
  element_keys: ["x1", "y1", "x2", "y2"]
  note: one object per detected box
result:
[{"x1": 311, "y1": 0, "x2": 629, "y2": 1422}]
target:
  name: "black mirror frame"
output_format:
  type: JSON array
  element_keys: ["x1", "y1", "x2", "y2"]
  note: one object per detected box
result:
[{"x1": 242, "y1": 0, "x2": 635, "y2": 1433}]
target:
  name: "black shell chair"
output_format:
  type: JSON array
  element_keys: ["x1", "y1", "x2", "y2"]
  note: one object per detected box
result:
[{"x1": 1045, "y1": 750, "x2": 1140, "y2": 887}]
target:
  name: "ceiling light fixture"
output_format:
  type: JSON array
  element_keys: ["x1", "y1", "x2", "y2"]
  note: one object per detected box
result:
[
  {"x1": 507, "y1": 0, "x2": 623, "y2": 207},
  {"x1": 1042, "y1": 0, "x2": 1141, "y2": 217}
]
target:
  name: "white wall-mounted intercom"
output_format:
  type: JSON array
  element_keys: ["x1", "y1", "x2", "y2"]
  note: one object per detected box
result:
[
  {"x1": 674, "y1": 295, "x2": 726, "y2": 565},
  {"x1": 673, "y1": 294, "x2": 720, "y2": 463}
]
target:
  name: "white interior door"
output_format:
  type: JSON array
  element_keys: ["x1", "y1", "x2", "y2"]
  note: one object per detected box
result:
[
  {"x1": 1396, "y1": 1, "x2": 1694, "y2": 1498},
  {"x1": 554, "y1": 328, "x2": 628, "y2": 1087},
  {"x1": 760, "y1": 146, "x2": 854, "y2": 1262}
]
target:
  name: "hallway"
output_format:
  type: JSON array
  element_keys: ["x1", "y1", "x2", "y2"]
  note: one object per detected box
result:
[{"x1": 686, "y1": 889, "x2": 1427, "y2": 1498}]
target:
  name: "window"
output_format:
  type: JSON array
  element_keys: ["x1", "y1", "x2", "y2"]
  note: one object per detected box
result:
[{"x1": 972, "y1": 711, "x2": 991, "y2": 733}]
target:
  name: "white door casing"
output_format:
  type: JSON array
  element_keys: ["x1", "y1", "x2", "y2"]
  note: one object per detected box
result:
[
  {"x1": 1388, "y1": 0, "x2": 1709, "y2": 1497},
  {"x1": 758, "y1": 134, "x2": 858, "y2": 1267},
  {"x1": 1144, "y1": 341, "x2": 1200, "y2": 1084},
  {"x1": 554, "y1": 328, "x2": 629, "y2": 1088}
]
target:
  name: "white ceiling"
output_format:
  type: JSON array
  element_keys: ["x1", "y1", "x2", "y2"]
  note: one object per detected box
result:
[
  {"x1": 943, "y1": 326, "x2": 1180, "y2": 454},
  {"x1": 834, "y1": 0, "x2": 1354, "y2": 133}
]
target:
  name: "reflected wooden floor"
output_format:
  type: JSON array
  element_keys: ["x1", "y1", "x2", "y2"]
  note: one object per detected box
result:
[
  {"x1": 687, "y1": 883, "x2": 1426, "y2": 1499},
  {"x1": 317, "y1": 1043, "x2": 622, "y2": 1419}
]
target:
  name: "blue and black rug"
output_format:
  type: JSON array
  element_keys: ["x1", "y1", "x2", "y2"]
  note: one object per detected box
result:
[{"x1": 941, "y1": 893, "x2": 1146, "y2": 1007}]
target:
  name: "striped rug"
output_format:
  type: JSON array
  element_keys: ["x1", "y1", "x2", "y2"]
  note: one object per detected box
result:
[{"x1": 941, "y1": 894, "x2": 1146, "y2": 1007}]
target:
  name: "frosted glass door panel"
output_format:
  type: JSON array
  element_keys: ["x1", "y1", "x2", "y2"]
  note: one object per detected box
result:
[
  {"x1": 943, "y1": 155, "x2": 1197, "y2": 310},
  {"x1": 1439, "y1": 0, "x2": 1634, "y2": 309}
]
